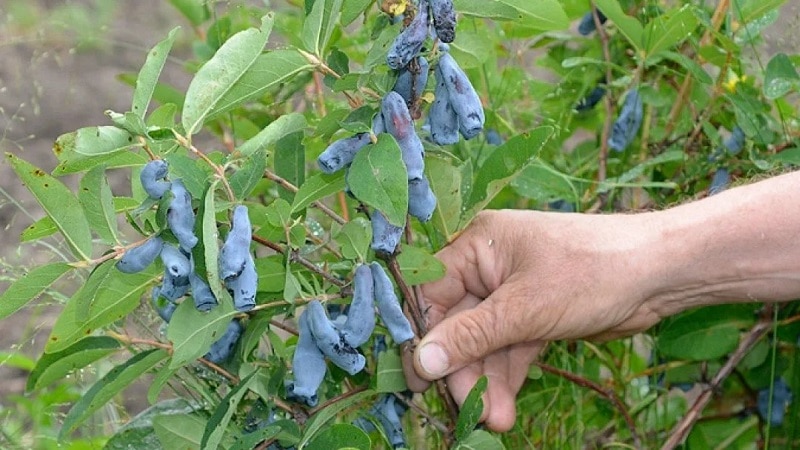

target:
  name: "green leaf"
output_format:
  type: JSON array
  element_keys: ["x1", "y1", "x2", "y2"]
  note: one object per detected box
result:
[
  {"x1": 463, "y1": 127, "x2": 553, "y2": 222},
  {"x1": 118, "y1": 73, "x2": 186, "y2": 110},
  {"x1": 53, "y1": 148, "x2": 147, "y2": 176},
  {"x1": 347, "y1": 134, "x2": 408, "y2": 227},
  {"x1": 764, "y1": 53, "x2": 799, "y2": 99},
  {"x1": 737, "y1": 0, "x2": 787, "y2": 24},
  {"x1": 46, "y1": 261, "x2": 158, "y2": 353},
  {"x1": 229, "y1": 425, "x2": 282, "y2": 450},
  {"x1": 0, "y1": 262, "x2": 72, "y2": 321},
  {"x1": 201, "y1": 371, "x2": 258, "y2": 450},
  {"x1": 498, "y1": 0, "x2": 569, "y2": 31},
  {"x1": 239, "y1": 112, "x2": 307, "y2": 156},
  {"x1": 453, "y1": 0, "x2": 521, "y2": 20},
  {"x1": 426, "y1": 155, "x2": 463, "y2": 240},
  {"x1": 298, "y1": 390, "x2": 374, "y2": 449},
  {"x1": 104, "y1": 399, "x2": 199, "y2": 450},
  {"x1": 642, "y1": 6, "x2": 699, "y2": 60},
  {"x1": 167, "y1": 0, "x2": 209, "y2": 26},
  {"x1": 59, "y1": 349, "x2": 168, "y2": 440},
  {"x1": 153, "y1": 413, "x2": 208, "y2": 449},
  {"x1": 255, "y1": 255, "x2": 286, "y2": 292},
  {"x1": 275, "y1": 132, "x2": 305, "y2": 204},
  {"x1": 206, "y1": 50, "x2": 314, "y2": 123},
  {"x1": 55, "y1": 126, "x2": 138, "y2": 158},
  {"x1": 659, "y1": 51, "x2": 713, "y2": 85},
  {"x1": 147, "y1": 363, "x2": 182, "y2": 405},
  {"x1": 133, "y1": 28, "x2": 179, "y2": 118},
  {"x1": 291, "y1": 172, "x2": 346, "y2": 214},
  {"x1": 20, "y1": 216, "x2": 58, "y2": 242},
  {"x1": 511, "y1": 160, "x2": 584, "y2": 204},
  {"x1": 658, "y1": 306, "x2": 755, "y2": 360},
  {"x1": 341, "y1": 0, "x2": 371, "y2": 25},
  {"x1": 334, "y1": 217, "x2": 372, "y2": 262},
  {"x1": 168, "y1": 291, "x2": 237, "y2": 369},
  {"x1": 26, "y1": 336, "x2": 119, "y2": 392},
  {"x1": 7, "y1": 154, "x2": 94, "y2": 260},
  {"x1": 454, "y1": 430, "x2": 505, "y2": 450},
  {"x1": 302, "y1": 0, "x2": 344, "y2": 57},
  {"x1": 182, "y1": 15, "x2": 274, "y2": 135},
  {"x1": 229, "y1": 148, "x2": 267, "y2": 200},
  {"x1": 79, "y1": 166, "x2": 120, "y2": 245},
  {"x1": 455, "y1": 376, "x2": 487, "y2": 442},
  {"x1": 595, "y1": 0, "x2": 643, "y2": 51},
  {"x1": 305, "y1": 424, "x2": 370, "y2": 450},
  {"x1": 375, "y1": 348, "x2": 407, "y2": 393},
  {"x1": 396, "y1": 244, "x2": 446, "y2": 285},
  {"x1": 200, "y1": 181, "x2": 229, "y2": 303}
]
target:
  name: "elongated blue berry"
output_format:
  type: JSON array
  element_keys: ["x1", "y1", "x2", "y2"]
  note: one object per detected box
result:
[
  {"x1": 189, "y1": 271, "x2": 218, "y2": 311},
  {"x1": 219, "y1": 205, "x2": 253, "y2": 281},
  {"x1": 371, "y1": 209, "x2": 404, "y2": 255},
  {"x1": 578, "y1": 10, "x2": 607, "y2": 35},
  {"x1": 204, "y1": 319, "x2": 243, "y2": 364},
  {"x1": 382, "y1": 92, "x2": 425, "y2": 180},
  {"x1": 485, "y1": 129, "x2": 504, "y2": 145},
  {"x1": 393, "y1": 56, "x2": 429, "y2": 107},
  {"x1": 167, "y1": 180, "x2": 198, "y2": 252},
  {"x1": 430, "y1": 0, "x2": 456, "y2": 43},
  {"x1": 438, "y1": 53, "x2": 485, "y2": 139},
  {"x1": 159, "y1": 269, "x2": 190, "y2": 302},
  {"x1": 341, "y1": 265, "x2": 376, "y2": 348},
  {"x1": 709, "y1": 168, "x2": 730, "y2": 195},
  {"x1": 227, "y1": 256, "x2": 257, "y2": 311},
  {"x1": 317, "y1": 133, "x2": 372, "y2": 174},
  {"x1": 608, "y1": 88, "x2": 643, "y2": 152},
  {"x1": 151, "y1": 288, "x2": 177, "y2": 323},
  {"x1": 575, "y1": 86, "x2": 606, "y2": 112},
  {"x1": 288, "y1": 309, "x2": 326, "y2": 406},
  {"x1": 757, "y1": 377, "x2": 792, "y2": 427},
  {"x1": 355, "y1": 395, "x2": 407, "y2": 448},
  {"x1": 370, "y1": 262, "x2": 414, "y2": 344},
  {"x1": 306, "y1": 300, "x2": 366, "y2": 375},
  {"x1": 724, "y1": 126, "x2": 745, "y2": 155},
  {"x1": 116, "y1": 236, "x2": 164, "y2": 273},
  {"x1": 429, "y1": 64, "x2": 460, "y2": 145},
  {"x1": 408, "y1": 176, "x2": 437, "y2": 222},
  {"x1": 160, "y1": 244, "x2": 191, "y2": 281},
  {"x1": 387, "y1": 0, "x2": 429, "y2": 70},
  {"x1": 140, "y1": 159, "x2": 171, "y2": 200}
]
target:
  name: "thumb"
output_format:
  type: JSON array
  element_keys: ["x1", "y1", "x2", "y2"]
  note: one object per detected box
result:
[{"x1": 414, "y1": 288, "x2": 516, "y2": 380}]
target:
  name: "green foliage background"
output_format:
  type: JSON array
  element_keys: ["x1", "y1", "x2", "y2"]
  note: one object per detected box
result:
[{"x1": 1, "y1": 0, "x2": 800, "y2": 448}]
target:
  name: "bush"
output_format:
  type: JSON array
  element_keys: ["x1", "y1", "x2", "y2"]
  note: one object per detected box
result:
[{"x1": 2, "y1": 0, "x2": 800, "y2": 448}]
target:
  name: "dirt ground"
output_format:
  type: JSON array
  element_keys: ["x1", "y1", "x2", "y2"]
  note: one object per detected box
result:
[{"x1": 0, "y1": 0, "x2": 799, "y2": 439}]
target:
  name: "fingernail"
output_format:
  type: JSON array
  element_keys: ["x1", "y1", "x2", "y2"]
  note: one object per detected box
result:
[{"x1": 418, "y1": 343, "x2": 449, "y2": 378}]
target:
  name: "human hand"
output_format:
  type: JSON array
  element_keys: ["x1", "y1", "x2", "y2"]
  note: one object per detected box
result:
[{"x1": 403, "y1": 209, "x2": 666, "y2": 431}]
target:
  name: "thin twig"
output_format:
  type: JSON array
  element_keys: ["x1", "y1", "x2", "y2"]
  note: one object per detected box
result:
[
  {"x1": 173, "y1": 132, "x2": 236, "y2": 202},
  {"x1": 393, "y1": 392, "x2": 450, "y2": 435},
  {"x1": 535, "y1": 362, "x2": 642, "y2": 448},
  {"x1": 263, "y1": 169, "x2": 346, "y2": 225},
  {"x1": 592, "y1": 1, "x2": 614, "y2": 207},
  {"x1": 661, "y1": 312, "x2": 774, "y2": 450},
  {"x1": 251, "y1": 235, "x2": 346, "y2": 287}
]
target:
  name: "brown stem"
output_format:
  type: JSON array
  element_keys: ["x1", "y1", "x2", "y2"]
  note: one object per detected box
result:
[
  {"x1": 252, "y1": 235, "x2": 346, "y2": 287},
  {"x1": 307, "y1": 385, "x2": 369, "y2": 417},
  {"x1": 661, "y1": 311, "x2": 773, "y2": 450},
  {"x1": 592, "y1": 1, "x2": 614, "y2": 206},
  {"x1": 173, "y1": 132, "x2": 236, "y2": 202},
  {"x1": 393, "y1": 392, "x2": 450, "y2": 435},
  {"x1": 263, "y1": 169, "x2": 346, "y2": 225}
]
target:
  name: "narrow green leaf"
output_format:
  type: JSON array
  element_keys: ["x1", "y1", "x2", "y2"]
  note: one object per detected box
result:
[
  {"x1": 0, "y1": 262, "x2": 72, "y2": 321},
  {"x1": 26, "y1": 336, "x2": 119, "y2": 392},
  {"x1": 334, "y1": 218, "x2": 371, "y2": 262},
  {"x1": 46, "y1": 261, "x2": 158, "y2": 353},
  {"x1": 118, "y1": 73, "x2": 186, "y2": 110},
  {"x1": 201, "y1": 371, "x2": 258, "y2": 450},
  {"x1": 426, "y1": 155, "x2": 463, "y2": 240},
  {"x1": 512, "y1": 160, "x2": 583, "y2": 204},
  {"x1": 59, "y1": 349, "x2": 168, "y2": 440},
  {"x1": 206, "y1": 50, "x2": 313, "y2": 123},
  {"x1": 7, "y1": 153, "x2": 93, "y2": 260},
  {"x1": 764, "y1": 53, "x2": 799, "y2": 100},
  {"x1": 737, "y1": 0, "x2": 786, "y2": 24},
  {"x1": 290, "y1": 172, "x2": 345, "y2": 214},
  {"x1": 454, "y1": 430, "x2": 505, "y2": 450},
  {"x1": 595, "y1": 0, "x2": 644, "y2": 51},
  {"x1": 153, "y1": 413, "x2": 208, "y2": 449},
  {"x1": 302, "y1": 0, "x2": 344, "y2": 57},
  {"x1": 658, "y1": 306, "x2": 756, "y2": 360},
  {"x1": 396, "y1": 244, "x2": 446, "y2": 285},
  {"x1": 132, "y1": 27, "x2": 180, "y2": 118},
  {"x1": 52, "y1": 149, "x2": 147, "y2": 176},
  {"x1": 347, "y1": 134, "x2": 408, "y2": 227},
  {"x1": 239, "y1": 112, "x2": 307, "y2": 157},
  {"x1": 299, "y1": 390, "x2": 374, "y2": 449},
  {"x1": 274, "y1": 132, "x2": 305, "y2": 204},
  {"x1": 341, "y1": 0, "x2": 371, "y2": 25},
  {"x1": 229, "y1": 148, "x2": 267, "y2": 200},
  {"x1": 229, "y1": 425, "x2": 282, "y2": 450},
  {"x1": 255, "y1": 255, "x2": 286, "y2": 292},
  {"x1": 182, "y1": 15, "x2": 274, "y2": 135},
  {"x1": 147, "y1": 362, "x2": 182, "y2": 404},
  {"x1": 376, "y1": 348, "x2": 407, "y2": 393},
  {"x1": 463, "y1": 127, "x2": 553, "y2": 222},
  {"x1": 20, "y1": 216, "x2": 58, "y2": 242},
  {"x1": 104, "y1": 399, "x2": 199, "y2": 450},
  {"x1": 455, "y1": 376, "x2": 488, "y2": 442},
  {"x1": 305, "y1": 424, "x2": 370, "y2": 450},
  {"x1": 452, "y1": 0, "x2": 521, "y2": 20},
  {"x1": 643, "y1": 6, "x2": 698, "y2": 59},
  {"x1": 55, "y1": 126, "x2": 138, "y2": 158},
  {"x1": 200, "y1": 181, "x2": 227, "y2": 302},
  {"x1": 498, "y1": 0, "x2": 569, "y2": 31},
  {"x1": 168, "y1": 300, "x2": 237, "y2": 369},
  {"x1": 167, "y1": 0, "x2": 209, "y2": 26},
  {"x1": 79, "y1": 166, "x2": 120, "y2": 245}
]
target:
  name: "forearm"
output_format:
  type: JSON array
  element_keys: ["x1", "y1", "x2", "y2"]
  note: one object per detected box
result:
[{"x1": 643, "y1": 170, "x2": 800, "y2": 317}]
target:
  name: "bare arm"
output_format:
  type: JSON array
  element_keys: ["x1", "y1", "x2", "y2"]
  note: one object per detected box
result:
[{"x1": 404, "y1": 170, "x2": 800, "y2": 431}]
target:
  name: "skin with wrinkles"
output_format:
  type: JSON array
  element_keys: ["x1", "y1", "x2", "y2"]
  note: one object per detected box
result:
[
  {"x1": 430, "y1": 0, "x2": 456, "y2": 43},
  {"x1": 116, "y1": 236, "x2": 164, "y2": 273}
]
